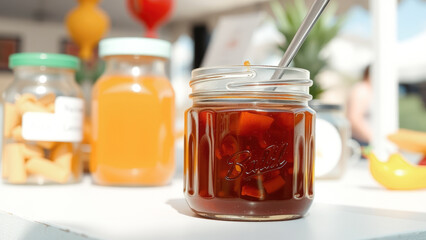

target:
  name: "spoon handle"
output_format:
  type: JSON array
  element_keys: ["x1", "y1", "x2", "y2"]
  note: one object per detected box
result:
[{"x1": 274, "y1": 0, "x2": 330, "y2": 77}]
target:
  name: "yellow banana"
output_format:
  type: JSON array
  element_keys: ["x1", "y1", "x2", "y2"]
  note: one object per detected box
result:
[{"x1": 367, "y1": 152, "x2": 426, "y2": 190}]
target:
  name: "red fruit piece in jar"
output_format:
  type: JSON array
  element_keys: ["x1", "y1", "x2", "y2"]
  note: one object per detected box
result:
[
  {"x1": 276, "y1": 112, "x2": 294, "y2": 128},
  {"x1": 263, "y1": 170, "x2": 281, "y2": 181},
  {"x1": 215, "y1": 148, "x2": 223, "y2": 160},
  {"x1": 256, "y1": 111, "x2": 270, "y2": 116},
  {"x1": 241, "y1": 185, "x2": 264, "y2": 199},
  {"x1": 263, "y1": 175, "x2": 286, "y2": 194},
  {"x1": 237, "y1": 112, "x2": 274, "y2": 136},
  {"x1": 221, "y1": 134, "x2": 238, "y2": 156},
  {"x1": 258, "y1": 138, "x2": 268, "y2": 149}
]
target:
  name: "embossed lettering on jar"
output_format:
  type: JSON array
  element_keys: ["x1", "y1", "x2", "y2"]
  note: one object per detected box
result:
[{"x1": 184, "y1": 66, "x2": 315, "y2": 221}]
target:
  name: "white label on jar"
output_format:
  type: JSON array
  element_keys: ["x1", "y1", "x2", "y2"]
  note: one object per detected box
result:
[
  {"x1": 22, "y1": 97, "x2": 83, "y2": 142},
  {"x1": 55, "y1": 96, "x2": 84, "y2": 115},
  {"x1": 315, "y1": 118, "x2": 342, "y2": 177}
]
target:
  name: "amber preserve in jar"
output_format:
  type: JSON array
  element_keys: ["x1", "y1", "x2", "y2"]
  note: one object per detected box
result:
[{"x1": 184, "y1": 66, "x2": 315, "y2": 221}]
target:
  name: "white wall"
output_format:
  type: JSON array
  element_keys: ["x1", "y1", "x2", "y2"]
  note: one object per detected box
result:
[
  {"x1": 0, "y1": 16, "x2": 144, "y2": 91},
  {"x1": 0, "y1": 17, "x2": 144, "y2": 53}
]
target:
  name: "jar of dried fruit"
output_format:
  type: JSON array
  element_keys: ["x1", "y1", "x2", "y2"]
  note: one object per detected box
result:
[{"x1": 2, "y1": 53, "x2": 84, "y2": 184}]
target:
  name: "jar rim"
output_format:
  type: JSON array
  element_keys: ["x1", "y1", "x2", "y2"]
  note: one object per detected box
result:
[
  {"x1": 192, "y1": 65, "x2": 309, "y2": 79},
  {"x1": 190, "y1": 65, "x2": 313, "y2": 102},
  {"x1": 193, "y1": 64, "x2": 309, "y2": 72}
]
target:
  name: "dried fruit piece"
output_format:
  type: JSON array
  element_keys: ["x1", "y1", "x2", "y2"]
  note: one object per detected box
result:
[
  {"x1": 237, "y1": 112, "x2": 274, "y2": 136},
  {"x1": 18, "y1": 93, "x2": 37, "y2": 102},
  {"x1": 241, "y1": 185, "x2": 263, "y2": 199},
  {"x1": 18, "y1": 102, "x2": 49, "y2": 114},
  {"x1": 36, "y1": 141, "x2": 56, "y2": 149},
  {"x1": 51, "y1": 143, "x2": 73, "y2": 170},
  {"x1": 22, "y1": 144, "x2": 44, "y2": 159},
  {"x1": 215, "y1": 148, "x2": 223, "y2": 160},
  {"x1": 276, "y1": 112, "x2": 294, "y2": 129},
  {"x1": 263, "y1": 170, "x2": 281, "y2": 181},
  {"x1": 16, "y1": 93, "x2": 48, "y2": 114},
  {"x1": 221, "y1": 134, "x2": 238, "y2": 156},
  {"x1": 4, "y1": 103, "x2": 20, "y2": 138},
  {"x1": 11, "y1": 125, "x2": 23, "y2": 141},
  {"x1": 237, "y1": 112, "x2": 274, "y2": 148},
  {"x1": 263, "y1": 175, "x2": 286, "y2": 194},
  {"x1": 38, "y1": 93, "x2": 56, "y2": 106},
  {"x1": 26, "y1": 157, "x2": 69, "y2": 183},
  {"x1": 5, "y1": 143, "x2": 26, "y2": 183},
  {"x1": 2, "y1": 145, "x2": 10, "y2": 179}
]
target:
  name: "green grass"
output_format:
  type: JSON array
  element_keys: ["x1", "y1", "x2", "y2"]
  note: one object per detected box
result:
[{"x1": 399, "y1": 94, "x2": 426, "y2": 131}]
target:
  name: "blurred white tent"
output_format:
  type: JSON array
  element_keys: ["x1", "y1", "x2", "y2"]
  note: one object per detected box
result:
[
  {"x1": 398, "y1": 31, "x2": 426, "y2": 83},
  {"x1": 324, "y1": 0, "x2": 426, "y2": 82}
]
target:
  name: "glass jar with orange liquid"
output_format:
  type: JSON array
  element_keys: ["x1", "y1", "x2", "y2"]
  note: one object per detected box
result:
[{"x1": 91, "y1": 38, "x2": 175, "y2": 186}]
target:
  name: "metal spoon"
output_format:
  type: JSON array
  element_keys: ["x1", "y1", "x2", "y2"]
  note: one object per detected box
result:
[{"x1": 272, "y1": 0, "x2": 330, "y2": 79}]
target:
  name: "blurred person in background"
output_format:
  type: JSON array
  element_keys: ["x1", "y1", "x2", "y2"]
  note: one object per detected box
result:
[{"x1": 347, "y1": 66, "x2": 372, "y2": 146}]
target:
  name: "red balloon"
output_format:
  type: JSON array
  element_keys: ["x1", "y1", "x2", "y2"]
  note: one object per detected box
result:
[{"x1": 127, "y1": 0, "x2": 173, "y2": 38}]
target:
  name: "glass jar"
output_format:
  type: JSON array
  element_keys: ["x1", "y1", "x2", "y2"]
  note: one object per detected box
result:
[
  {"x1": 2, "y1": 53, "x2": 84, "y2": 184},
  {"x1": 184, "y1": 66, "x2": 315, "y2": 221},
  {"x1": 310, "y1": 102, "x2": 359, "y2": 179},
  {"x1": 91, "y1": 37, "x2": 175, "y2": 186}
]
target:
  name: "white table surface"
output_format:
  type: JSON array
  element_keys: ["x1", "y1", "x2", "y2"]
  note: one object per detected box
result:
[{"x1": 1, "y1": 161, "x2": 426, "y2": 240}]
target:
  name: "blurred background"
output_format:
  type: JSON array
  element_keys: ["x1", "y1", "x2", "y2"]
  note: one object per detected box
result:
[{"x1": 0, "y1": 0, "x2": 425, "y2": 153}]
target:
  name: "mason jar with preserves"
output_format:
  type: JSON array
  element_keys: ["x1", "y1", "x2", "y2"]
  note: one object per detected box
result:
[
  {"x1": 184, "y1": 66, "x2": 315, "y2": 221},
  {"x1": 2, "y1": 53, "x2": 84, "y2": 184}
]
